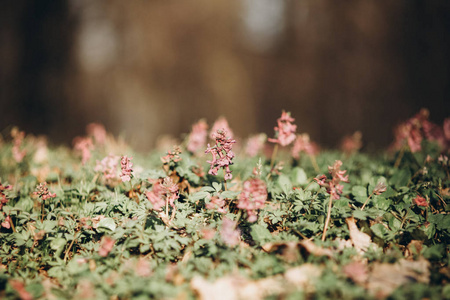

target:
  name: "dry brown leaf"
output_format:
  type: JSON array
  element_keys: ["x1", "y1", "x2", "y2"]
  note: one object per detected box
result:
[
  {"x1": 367, "y1": 258, "x2": 430, "y2": 298},
  {"x1": 261, "y1": 241, "x2": 301, "y2": 262},
  {"x1": 299, "y1": 239, "x2": 334, "y2": 258},
  {"x1": 284, "y1": 263, "x2": 322, "y2": 289},
  {"x1": 346, "y1": 217, "x2": 373, "y2": 254}
]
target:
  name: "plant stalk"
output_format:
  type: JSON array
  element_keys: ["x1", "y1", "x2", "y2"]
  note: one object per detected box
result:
[{"x1": 322, "y1": 194, "x2": 333, "y2": 241}]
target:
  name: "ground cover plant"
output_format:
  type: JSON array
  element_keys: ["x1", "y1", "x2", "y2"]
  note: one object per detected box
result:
[{"x1": 0, "y1": 109, "x2": 449, "y2": 299}]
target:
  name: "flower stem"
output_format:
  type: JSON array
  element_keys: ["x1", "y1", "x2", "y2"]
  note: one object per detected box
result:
[
  {"x1": 321, "y1": 194, "x2": 333, "y2": 241},
  {"x1": 41, "y1": 202, "x2": 45, "y2": 222},
  {"x1": 9, "y1": 216, "x2": 16, "y2": 233},
  {"x1": 269, "y1": 144, "x2": 279, "y2": 171},
  {"x1": 309, "y1": 154, "x2": 320, "y2": 173},
  {"x1": 394, "y1": 145, "x2": 406, "y2": 168},
  {"x1": 361, "y1": 192, "x2": 374, "y2": 211}
]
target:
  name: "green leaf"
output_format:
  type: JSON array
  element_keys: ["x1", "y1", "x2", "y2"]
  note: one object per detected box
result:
[
  {"x1": 292, "y1": 167, "x2": 308, "y2": 185},
  {"x1": 278, "y1": 174, "x2": 292, "y2": 194},
  {"x1": 390, "y1": 169, "x2": 411, "y2": 188},
  {"x1": 221, "y1": 191, "x2": 239, "y2": 199},
  {"x1": 352, "y1": 209, "x2": 368, "y2": 220},
  {"x1": 251, "y1": 224, "x2": 272, "y2": 244},
  {"x1": 352, "y1": 186, "x2": 367, "y2": 203},
  {"x1": 371, "y1": 223, "x2": 390, "y2": 239},
  {"x1": 190, "y1": 191, "x2": 210, "y2": 201},
  {"x1": 97, "y1": 217, "x2": 116, "y2": 232}
]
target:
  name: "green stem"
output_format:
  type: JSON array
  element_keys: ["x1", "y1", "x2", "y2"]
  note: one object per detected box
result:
[
  {"x1": 309, "y1": 155, "x2": 320, "y2": 173},
  {"x1": 394, "y1": 145, "x2": 406, "y2": 168},
  {"x1": 322, "y1": 194, "x2": 333, "y2": 241},
  {"x1": 269, "y1": 144, "x2": 279, "y2": 171}
]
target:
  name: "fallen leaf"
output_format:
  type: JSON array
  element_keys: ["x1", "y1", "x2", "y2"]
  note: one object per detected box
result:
[
  {"x1": 342, "y1": 261, "x2": 368, "y2": 284},
  {"x1": 284, "y1": 263, "x2": 322, "y2": 289},
  {"x1": 346, "y1": 217, "x2": 373, "y2": 254}
]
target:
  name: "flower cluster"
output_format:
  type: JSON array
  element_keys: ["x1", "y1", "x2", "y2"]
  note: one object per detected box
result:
[
  {"x1": 413, "y1": 195, "x2": 428, "y2": 207},
  {"x1": 86, "y1": 123, "x2": 107, "y2": 145},
  {"x1": 0, "y1": 182, "x2": 11, "y2": 210},
  {"x1": 73, "y1": 137, "x2": 94, "y2": 165},
  {"x1": 120, "y1": 156, "x2": 133, "y2": 182},
  {"x1": 11, "y1": 128, "x2": 26, "y2": 163},
  {"x1": 220, "y1": 217, "x2": 240, "y2": 247},
  {"x1": 291, "y1": 133, "x2": 319, "y2": 159},
  {"x1": 95, "y1": 154, "x2": 119, "y2": 181},
  {"x1": 34, "y1": 182, "x2": 56, "y2": 201},
  {"x1": 237, "y1": 178, "x2": 268, "y2": 222},
  {"x1": 205, "y1": 129, "x2": 236, "y2": 181},
  {"x1": 245, "y1": 133, "x2": 266, "y2": 157},
  {"x1": 98, "y1": 236, "x2": 115, "y2": 257},
  {"x1": 268, "y1": 111, "x2": 297, "y2": 147},
  {"x1": 392, "y1": 108, "x2": 445, "y2": 153},
  {"x1": 314, "y1": 160, "x2": 349, "y2": 200},
  {"x1": 187, "y1": 119, "x2": 208, "y2": 153},
  {"x1": 146, "y1": 177, "x2": 179, "y2": 210},
  {"x1": 205, "y1": 195, "x2": 227, "y2": 213},
  {"x1": 340, "y1": 131, "x2": 363, "y2": 155},
  {"x1": 210, "y1": 117, "x2": 233, "y2": 140},
  {"x1": 161, "y1": 146, "x2": 182, "y2": 165}
]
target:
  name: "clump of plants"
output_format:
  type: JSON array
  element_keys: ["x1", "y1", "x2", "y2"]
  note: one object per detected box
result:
[{"x1": 0, "y1": 111, "x2": 449, "y2": 300}]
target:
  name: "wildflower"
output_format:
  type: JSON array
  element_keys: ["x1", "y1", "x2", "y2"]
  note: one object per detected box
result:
[
  {"x1": 86, "y1": 122, "x2": 107, "y2": 145},
  {"x1": 220, "y1": 217, "x2": 240, "y2": 247},
  {"x1": 245, "y1": 133, "x2": 266, "y2": 157},
  {"x1": 11, "y1": 127, "x2": 26, "y2": 163},
  {"x1": 9, "y1": 280, "x2": 33, "y2": 300},
  {"x1": 0, "y1": 182, "x2": 11, "y2": 210},
  {"x1": 373, "y1": 181, "x2": 387, "y2": 195},
  {"x1": 291, "y1": 133, "x2": 319, "y2": 159},
  {"x1": 413, "y1": 195, "x2": 428, "y2": 207},
  {"x1": 98, "y1": 236, "x2": 115, "y2": 257},
  {"x1": 392, "y1": 108, "x2": 444, "y2": 153},
  {"x1": 187, "y1": 119, "x2": 208, "y2": 153},
  {"x1": 340, "y1": 131, "x2": 363, "y2": 154},
  {"x1": 73, "y1": 136, "x2": 94, "y2": 165},
  {"x1": 444, "y1": 118, "x2": 450, "y2": 141},
  {"x1": 95, "y1": 154, "x2": 119, "y2": 180},
  {"x1": 161, "y1": 146, "x2": 182, "y2": 165},
  {"x1": 34, "y1": 182, "x2": 56, "y2": 201},
  {"x1": 210, "y1": 117, "x2": 233, "y2": 140},
  {"x1": 120, "y1": 155, "x2": 133, "y2": 182},
  {"x1": 237, "y1": 178, "x2": 267, "y2": 222},
  {"x1": 1, "y1": 215, "x2": 11, "y2": 229},
  {"x1": 146, "y1": 177, "x2": 179, "y2": 210},
  {"x1": 268, "y1": 111, "x2": 297, "y2": 147},
  {"x1": 136, "y1": 258, "x2": 152, "y2": 277},
  {"x1": 205, "y1": 195, "x2": 227, "y2": 213},
  {"x1": 314, "y1": 160, "x2": 349, "y2": 200},
  {"x1": 438, "y1": 154, "x2": 449, "y2": 166},
  {"x1": 205, "y1": 129, "x2": 236, "y2": 181}
]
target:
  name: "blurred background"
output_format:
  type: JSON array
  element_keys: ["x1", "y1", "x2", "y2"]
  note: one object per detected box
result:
[{"x1": 1, "y1": 0, "x2": 449, "y2": 151}]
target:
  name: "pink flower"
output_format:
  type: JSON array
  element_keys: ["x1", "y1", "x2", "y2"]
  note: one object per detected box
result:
[
  {"x1": 98, "y1": 236, "x2": 115, "y2": 257},
  {"x1": 9, "y1": 280, "x2": 33, "y2": 300},
  {"x1": 237, "y1": 178, "x2": 267, "y2": 222},
  {"x1": 145, "y1": 177, "x2": 179, "y2": 210},
  {"x1": 268, "y1": 111, "x2": 297, "y2": 147},
  {"x1": 73, "y1": 137, "x2": 94, "y2": 165},
  {"x1": 120, "y1": 156, "x2": 133, "y2": 182},
  {"x1": 1, "y1": 215, "x2": 11, "y2": 229},
  {"x1": 11, "y1": 128, "x2": 26, "y2": 163},
  {"x1": 136, "y1": 258, "x2": 152, "y2": 277},
  {"x1": 205, "y1": 129, "x2": 236, "y2": 181},
  {"x1": 314, "y1": 160, "x2": 349, "y2": 200},
  {"x1": 245, "y1": 134, "x2": 266, "y2": 157},
  {"x1": 392, "y1": 108, "x2": 444, "y2": 153},
  {"x1": 291, "y1": 133, "x2": 319, "y2": 159},
  {"x1": 0, "y1": 182, "x2": 11, "y2": 210},
  {"x1": 34, "y1": 182, "x2": 56, "y2": 201},
  {"x1": 373, "y1": 182, "x2": 387, "y2": 195},
  {"x1": 205, "y1": 195, "x2": 227, "y2": 213},
  {"x1": 210, "y1": 117, "x2": 233, "y2": 140},
  {"x1": 340, "y1": 131, "x2": 362, "y2": 154},
  {"x1": 413, "y1": 195, "x2": 428, "y2": 207},
  {"x1": 95, "y1": 154, "x2": 119, "y2": 180},
  {"x1": 444, "y1": 118, "x2": 450, "y2": 141},
  {"x1": 187, "y1": 119, "x2": 208, "y2": 153},
  {"x1": 220, "y1": 217, "x2": 240, "y2": 247},
  {"x1": 86, "y1": 123, "x2": 107, "y2": 145},
  {"x1": 161, "y1": 146, "x2": 182, "y2": 164}
]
